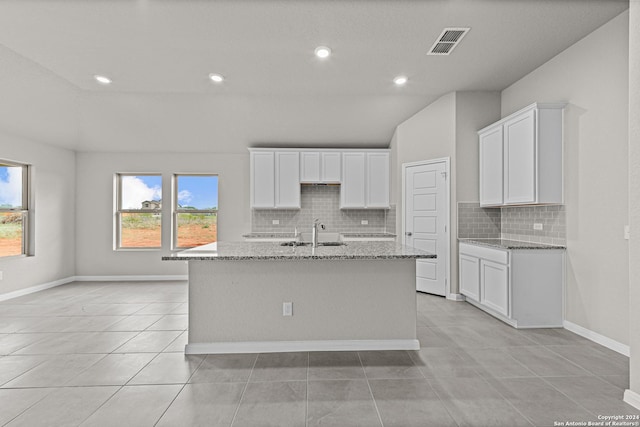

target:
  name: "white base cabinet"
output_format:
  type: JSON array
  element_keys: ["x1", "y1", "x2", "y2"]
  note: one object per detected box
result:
[{"x1": 459, "y1": 242, "x2": 564, "y2": 328}]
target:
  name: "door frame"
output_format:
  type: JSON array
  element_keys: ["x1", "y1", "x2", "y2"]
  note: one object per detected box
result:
[{"x1": 401, "y1": 157, "x2": 451, "y2": 298}]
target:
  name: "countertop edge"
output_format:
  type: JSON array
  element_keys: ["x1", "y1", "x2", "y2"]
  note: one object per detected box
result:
[
  {"x1": 459, "y1": 238, "x2": 566, "y2": 250},
  {"x1": 163, "y1": 254, "x2": 435, "y2": 261}
]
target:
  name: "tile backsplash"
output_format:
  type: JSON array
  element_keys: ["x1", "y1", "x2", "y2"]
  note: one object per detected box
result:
[
  {"x1": 457, "y1": 203, "x2": 501, "y2": 239},
  {"x1": 458, "y1": 202, "x2": 566, "y2": 246},
  {"x1": 251, "y1": 185, "x2": 394, "y2": 234}
]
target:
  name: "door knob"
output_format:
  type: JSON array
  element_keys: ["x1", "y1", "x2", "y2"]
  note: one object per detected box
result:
[{"x1": 405, "y1": 232, "x2": 413, "y2": 236}]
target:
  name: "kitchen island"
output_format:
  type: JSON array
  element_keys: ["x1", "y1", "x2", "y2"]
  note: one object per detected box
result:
[{"x1": 163, "y1": 241, "x2": 435, "y2": 354}]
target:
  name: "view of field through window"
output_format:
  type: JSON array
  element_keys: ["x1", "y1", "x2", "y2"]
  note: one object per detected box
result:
[
  {"x1": 119, "y1": 175, "x2": 162, "y2": 248},
  {"x1": 118, "y1": 174, "x2": 218, "y2": 249},
  {"x1": 0, "y1": 164, "x2": 25, "y2": 257},
  {"x1": 175, "y1": 175, "x2": 218, "y2": 248}
]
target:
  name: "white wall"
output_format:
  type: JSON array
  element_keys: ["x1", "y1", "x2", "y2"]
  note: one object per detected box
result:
[
  {"x1": 392, "y1": 91, "x2": 500, "y2": 294},
  {"x1": 0, "y1": 132, "x2": 76, "y2": 295},
  {"x1": 455, "y1": 92, "x2": 502, "y2": 202},
  {"x1": 502, "y1": 11, "x2": 630, "y2": 345},
  {"x1": 392, "y1": 93, "x2": 456, "y2": 287},
  {"x1": 75, "y1": 152, "x2": 250, "y2": 277},
  {"x1": 627, "y1": 0, "x2": 640, "y2": 404}
]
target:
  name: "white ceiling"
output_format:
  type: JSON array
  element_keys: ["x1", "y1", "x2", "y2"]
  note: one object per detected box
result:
[{"x1": 0, "y1": 0, "x2": 629, "y2": 153}]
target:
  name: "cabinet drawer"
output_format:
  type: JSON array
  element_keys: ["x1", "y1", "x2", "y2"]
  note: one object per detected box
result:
[{"x1": 459, "y1": 243, "x2": 508, "y2": 265}]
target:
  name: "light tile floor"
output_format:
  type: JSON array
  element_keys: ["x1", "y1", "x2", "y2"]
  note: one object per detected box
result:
[{"x1": 0, "y1": 281, "x2": 638, "y2": 426}]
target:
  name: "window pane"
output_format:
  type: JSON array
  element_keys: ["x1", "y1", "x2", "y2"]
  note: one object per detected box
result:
[
  {"x1": 0, "y1": 165, "x2": 23, "y2": 209},
  {"x1": 120, "y1": 212, "x2": 161, "y2": 248},
  {"x1": 177, "y1": 213, "x2": 217, "y2": 248},
  {"x1": 176, "y1": 175, "x2": 218, "y2": 210},
  {"x1": 121, "y1": 175, "x2": 162, "y2": 210},
  {"x1": 0, "y1": 212, "x2": 23, "y2": 256}
]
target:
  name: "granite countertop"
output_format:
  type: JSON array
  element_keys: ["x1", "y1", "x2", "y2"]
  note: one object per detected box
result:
[
  {"x1": 340, "y1": 233, "x2": 396, "y2": 238},
  {"x1": 242, "y1": 232, "x2": 296, "y2": 239},
  {"x1": 242, "y1": 232, "x2": 397, "y2": 239},
  {"x1": 459, "y1": 238, "x2": 566, "y2": 250},
  {"x1": 163, "y1": 241, "x2": 434, "y2": 261}
]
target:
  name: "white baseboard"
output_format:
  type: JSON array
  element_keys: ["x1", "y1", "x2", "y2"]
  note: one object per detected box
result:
[
  {"x1": 563, "y1": 320, "x2": 630, "y2": 357},
  {"x1": 186, "y1": 339, "x2": 420, "y2": 355},
  {"x1": 0, "y1": 275, "x2": 188, "y2": 302},
  {"x1": 447, "y1": 293, "x2": 465, "y2": 301},
  {"x1": 73, "y1": 275, "x2": 188, "y2": 282},
  {"x1": 624, "y1": 389, "x2": 640, "y2": 411},
  {"x1": 0, "y1": 276, "x2": 75, "y2": 301}
]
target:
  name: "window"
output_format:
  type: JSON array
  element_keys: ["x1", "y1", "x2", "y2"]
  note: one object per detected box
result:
[
  {"x1": 173, "y1": 174, "x2": 218, "y2": 249},
  {"x1": 115, "y1": 174, "x2": 162, "y2": 249},
  {"x1": 0, "y1": 160, "x2": 29, "y2": 257}
]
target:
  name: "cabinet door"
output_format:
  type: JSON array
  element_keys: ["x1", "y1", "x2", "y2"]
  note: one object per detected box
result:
[
  {"x1": 275, "y1": 151, "x2": 300, "y2": 208},
  {"x1": 366, "y1": 152, "x2": 390, "y2": 208},
  {"x1": 321, "y1": 152, "x2": 341, "y2": 183},
  {"x1": 300, "y1": 152, "x2": 320, "y2": 183},
  {"x1": 480, "y1": 260, "x2": 509, "y2": 317},
  {"x1": 340, "y1": 152, "x2": 366, "y2": 208},
  {"x1": 250, "y1": 151, "x2": 275, "y2": 208},
  {"x1": 479, "y1": 125, "x2": 504, "y2": 206},
  {"x1": 459, "y1": 254, "x2": 480, "y2": 301},
  {"x1": 504, "y1": 108, "x2": 536, "y2": 204}
]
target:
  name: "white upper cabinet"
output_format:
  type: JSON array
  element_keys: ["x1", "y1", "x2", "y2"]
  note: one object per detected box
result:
[
  {"x1": 251, "y1": 148, "x2": 388, "y2": 210},
  {"x1": 300, "y1": 152, "x2": 321, "y2": 183},
  {"x1": 321, "y1": 152, "x2": 341, "y2": 183},
  {"x1": 504, "y1": 108, "x2": 536, "y2": 204},
  {"x1": 300, "y1": 151, "x2": 341, "y2": 183},
  {"x1": 250, "y1": 150, "x2": 300, "y2": 209},
  {"x1": 340, "y1": 151, "x2": 390, "y2": 209},
  {"x1": 478, "y1": 103, "x2": 565, "y2": 207},
  {"x1": 366, "y1": 152, "x2": 390, "y2": 208},
  {"x1": 275, "y1": 151, "x2": 301, "y2": 208},
  {"x1": 479, "y1": 126, "x2": 504, "y2": 206},
  {"x1": 340, "y1": 152, "x2": 367, "y2": 208},
  {"x1": 250, "y1": 150, "x2": 275, "y2": 208}
]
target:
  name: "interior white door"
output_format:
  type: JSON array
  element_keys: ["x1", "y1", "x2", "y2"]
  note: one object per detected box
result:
[{"x1": 404, "y1": 161, "x2": 449, "y2": 296}]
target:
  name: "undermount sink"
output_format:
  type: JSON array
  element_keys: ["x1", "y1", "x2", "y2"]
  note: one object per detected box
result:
[
  {"x1": 280, "y1": 241, "x2": 347, "y2": 247},
  {"x1": 279, "y1": 231, "x2": 346, "y2": 247}
]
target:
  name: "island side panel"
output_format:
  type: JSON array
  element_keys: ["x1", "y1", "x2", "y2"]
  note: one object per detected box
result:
[{"x1": 188, "y1": 259, "x2": 416, "y2": 347}]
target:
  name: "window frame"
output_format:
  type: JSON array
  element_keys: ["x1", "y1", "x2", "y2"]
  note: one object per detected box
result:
[
  {"x1": 114, "y1": 173, "x2": 163, "y2": 251},
  {"x1": 0, "y1": 159, "x2": 30, "y2": 257},
  {"x1": 172, "y1": 173, "x2": 219, "y2": 250}
]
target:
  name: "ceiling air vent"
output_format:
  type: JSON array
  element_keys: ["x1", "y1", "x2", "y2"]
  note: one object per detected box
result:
[{"x1": 427, "y1": 27, "x2": 470, "y2": 56}]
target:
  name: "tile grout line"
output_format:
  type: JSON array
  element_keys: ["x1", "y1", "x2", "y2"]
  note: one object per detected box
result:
[
  {"x1": 356, "y1": 351, "x2": 385, "y2": 427},
  {"x1": 229, "y1": 353, "x2": 259, "y2": 427},
  {"x1": 152, "y1": 353, "x2": 206, "y2": 426},
  {"x1": 305, "y1": 352, "x2": 309, "y2": 427},
  {"x1": 476, "y1": 375, "x2": 537, "y2": 427},
  {"x1": 537, "y1": 375, "x2": 605, "y2": 420},
  {"x1": 423, "y1": 378, "x2": 463, "y2": 427}
]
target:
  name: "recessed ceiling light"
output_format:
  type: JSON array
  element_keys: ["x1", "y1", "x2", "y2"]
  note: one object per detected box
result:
[
  {"x1": 94, "y1": 75, "x2": 112, "y2": 85},
  {"x1": 314, "y1": 46, "x2": 331, "y2": 59},
  {"x1": 208, "y1": 73, "x2": 224, "y2": 83},
  {"x1": 393, "y1": 75, "x2": 408, "y2": 86}
]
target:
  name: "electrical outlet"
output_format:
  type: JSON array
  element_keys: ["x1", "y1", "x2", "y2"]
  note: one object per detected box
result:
[
  {"x1": 533, "y1": 223, "x2": 543, "y2": 231},
  {"x1": 361, "y1": 220, "x2": 369, "y2": 225},
  {"x1": 283, "y1": 302, "x2": 293, "y2": 316},
  {"x1": 272, "y1": 219, "x2": 280, "y2": 225},
  {"x1": 625, "y1": 225, "x2": 630, "y2": 240}
]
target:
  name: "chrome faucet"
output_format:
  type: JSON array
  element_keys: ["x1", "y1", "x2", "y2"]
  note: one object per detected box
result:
[{"x1": 311, "y1": 218, "x2": 325, "y2": 248}]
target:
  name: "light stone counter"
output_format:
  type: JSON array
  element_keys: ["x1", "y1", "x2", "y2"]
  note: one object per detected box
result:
[
  {"x1": 162, "y1": 241, "x2": 433, "y2": 261},
  {"x1": 459, "y1": 238, "x2": 566, "y2": 250}
]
